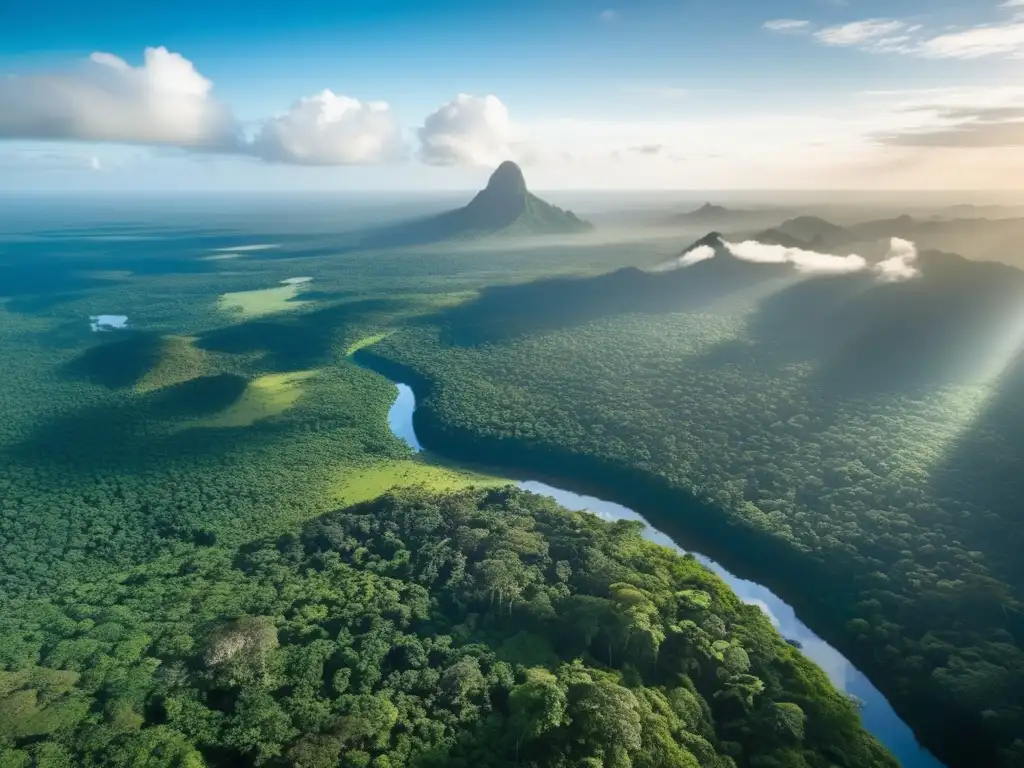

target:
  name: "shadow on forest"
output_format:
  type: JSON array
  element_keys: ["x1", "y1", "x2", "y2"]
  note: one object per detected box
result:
[
  {"x1": 678, "y1": 250, "x2": 1024, "y2": 398},
  {"x1": 197, "y1": 297, "x2": 407, "y2": 369},
  {"x1": 810, "y1": 253, "x2": 1024, "y2": 395},
  {"x1": 62, "y1": 332, "x2": 167, "y2": 389},
  {"x1": 149, "y1": 374, "x2": 249, "y2": 418},
  {"x1": 929, "y1": 349, "x2": 1024, "y2": 601},
  {"x1": 5, "y1": 292, "x2": 90, "y2": 315},
  {"x1": 0, "y1": 262, "x2": 112, "y2": 298},
  {"x1": 8, "y1": 375, "x2": 288, "y2": 473},
  {"x1": 432, "y1": 255, "x2": 794, "y2": 346}
]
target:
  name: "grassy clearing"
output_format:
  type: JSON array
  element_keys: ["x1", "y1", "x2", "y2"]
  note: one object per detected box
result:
[
  {"x1": 345, "y1": 332, "x2": 394, "y2": 356},
  {"x1": 185, "y1": 370, "x2": 317, "y2": 429},
  {"x1": 135, "y1": 336, "x2": 207, "y2": 394},
  {"x1": 218, "y1": 285, "x2": 311, "y2": 318},
  {"x1": 329, "y1": 458, "x2": 509, "y2": 506}
]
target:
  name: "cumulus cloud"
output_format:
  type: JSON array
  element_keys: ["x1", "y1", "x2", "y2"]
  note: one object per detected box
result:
[
  {"x1": 763, "y1": 19, "x2": 812, "y2": 33},
  {"x1": 874, "y1": 237, "x2": 921, "y2": 282},
  {"x1": 418, "y1": 94, "x2": 511, "y2": 166},
  {"x1": 0, "y1": 47, "x2": 238, "y2": 149},
  {"x1": 723, "y1": 240, "x2": 868, "y2": 274},
  {"x1": 815, "y1": 19, "x2": 906, "y2": 47},
  {"x1": 248, "y1": 90, "x2": 401, "y2": 165}
]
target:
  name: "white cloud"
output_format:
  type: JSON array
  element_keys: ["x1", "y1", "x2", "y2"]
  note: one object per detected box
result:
[
  {"x1": 815, "y1": 19, "x2": 906, "y2": 46},
  {"x1": 89, "y1": 156, "x2": 102, "y2": 171},
  {"x1": 724, "y1": 240, "x2": 868, "y2": 274},
  {"x1": 763, "y1": 19, "x2": 812, "y2": 33},
  {"x1": 600, "y1": 9, "x2": 618, "y2": 22},
  {"x1": 679, "y1": 245, "x2": 717, "y2": 265},
  {"x1": 418, "y1": 94, "x2": 511, "y2": 167},
  {"x1": 0, "y1": 47, "x2": 238, "y2": 149},
  {"x1": 804, "y1": 11, "x2": 1024, "y2": 60},
  {"x1": 657, "y1": 238, "x2": 923, "y2": 279},
  {"x1": 249, "y1": 90, "x2": 401, "y2": 165},
  {"x1": 917, "y1": 22, "x2": 1024, "y2": 59},
  {"x1": 874, "y1": 238, "x2": 921, "y2": 281}
]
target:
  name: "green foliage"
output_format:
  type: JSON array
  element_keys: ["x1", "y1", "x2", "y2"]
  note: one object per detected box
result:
[
  {"x1": 0, "y1": 488, "x2": 891, "y2": 767},
  {"x1": 0, "y1": 213, "x2": 917, "y2": 767},
  {"x1": 366, "y1": 308, "x2": 1024, "y2": 767}
]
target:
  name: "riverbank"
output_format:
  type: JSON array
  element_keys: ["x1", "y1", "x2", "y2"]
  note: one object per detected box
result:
[{"x1": 354, "y1": 348, "x2": 945, "y2": 768}]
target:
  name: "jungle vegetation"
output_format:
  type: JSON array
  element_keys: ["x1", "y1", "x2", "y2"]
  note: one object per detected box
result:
[
  {"x1": 5, "y1": 198, "x2": 1020, "y2": 768},
  {"x1": 361, "y1": 248, "x2": 1024, "y2": 768},
  {"x1": 0, "y1": 488, "x2": 892, "y2": 767}
]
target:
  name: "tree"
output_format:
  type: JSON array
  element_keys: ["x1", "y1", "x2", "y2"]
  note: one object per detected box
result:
[
  {"x1": 338, "y1": 693, "x2": 399, "y2": 751},
  {"x1": 224, "y1": 690, "x2": 296, "y2": 762},
  {"x1": 508, "y1": 668, "x2": 567, "y2": 760},
  {"x1": 569, "y1": 681, "x2": 643, "y2": 760}
]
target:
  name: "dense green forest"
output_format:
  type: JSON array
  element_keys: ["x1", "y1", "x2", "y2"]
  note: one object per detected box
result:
[
  {"x1": 0, "y1": 488, "x2": 893, "y2": 767},
  {"x1": 9, "y1": 203, "x2": 1024, "y2": 767},
  {"x1": 361, "y1": 261, "x2": 1024, "y2": 768},
  {"x1": 0, "y1": 216, "x2": 901, "y2": 766}
]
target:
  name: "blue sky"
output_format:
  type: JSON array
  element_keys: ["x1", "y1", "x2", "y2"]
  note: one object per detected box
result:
[{"x1": 1, "y1": 0, "x2": 1021, "y2": 190}]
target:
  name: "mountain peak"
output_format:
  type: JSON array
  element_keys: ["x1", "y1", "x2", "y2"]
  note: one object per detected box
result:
[{"x1": 485, "y1": 161, "x2": 527, "y2": 195}]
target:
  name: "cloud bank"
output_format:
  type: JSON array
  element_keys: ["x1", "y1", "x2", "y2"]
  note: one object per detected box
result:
[
  {"x1": 664, "y1": 237, "x2": 922, "y2": 282},
  {"x1": 0, "y1": 47, "x2": 239, "y2": 149},
  {"x1": 249, "y1": 90, "x2": 401, "y2": 165},
  {"x1": 0, "y1": 48, "x2": 503, "y2": 169},
  {"x1": 417, "y1": 94, "x2": 512, "y2": 166},
  {"x1": 723, "y1": 240, "x2": 868, "y2": 274}
]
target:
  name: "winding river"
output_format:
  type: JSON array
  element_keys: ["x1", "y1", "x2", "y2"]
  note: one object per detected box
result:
[{"x1": 385, "y1": 379, "x2": 944, "y2": 768}]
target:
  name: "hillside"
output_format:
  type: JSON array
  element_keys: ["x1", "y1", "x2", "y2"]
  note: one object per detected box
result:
[
  {"x1": 751, "y1": 214, "x2": 1024, "y2": 267},
  {"x1": 0, "y1": 487, "x2": 895, "y2": 767}
]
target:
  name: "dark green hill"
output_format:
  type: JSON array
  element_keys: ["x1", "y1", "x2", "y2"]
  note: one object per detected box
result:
[
  {"x1": 0, "y1": 487, "x2": 897, "y2": 767},
  {"x1": 362, "y1": 161, "x2": 593, "y2": 247}
]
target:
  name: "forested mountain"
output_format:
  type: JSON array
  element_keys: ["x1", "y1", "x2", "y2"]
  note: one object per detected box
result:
[
  {"x1": 362, "y1": 243, "x2": 1024, "y2": 768},
  {"x1": 0, "y1": 488, "x2": 893, "y2": 767},
  {"x1": 751, "y1": 214, "x2": 1024, "y2": 267},
  {"x1": 359, "y1": 162, "x2": 592, "y2": 247}
]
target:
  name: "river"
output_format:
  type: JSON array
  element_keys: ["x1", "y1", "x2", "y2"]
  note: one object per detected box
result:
[{"x1": 385, "y1": 380, "x2": 944, "y2": 768}]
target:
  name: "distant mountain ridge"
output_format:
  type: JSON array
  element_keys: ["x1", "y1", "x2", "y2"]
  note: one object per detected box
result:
[
  {"x1": 666, "y1": 202, "x2": 786, "y2": 228},
  {"x1": 749, "y1": 214, "x2": 1024, "y2": 267},
  {"x1": 362, "y1": 161, "x2": 592, "y2": 247}
]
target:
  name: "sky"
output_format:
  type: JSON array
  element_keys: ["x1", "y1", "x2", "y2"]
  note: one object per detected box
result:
[{"x1": 1, "y1": 0, "x2": 1023, "y2": 191}]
